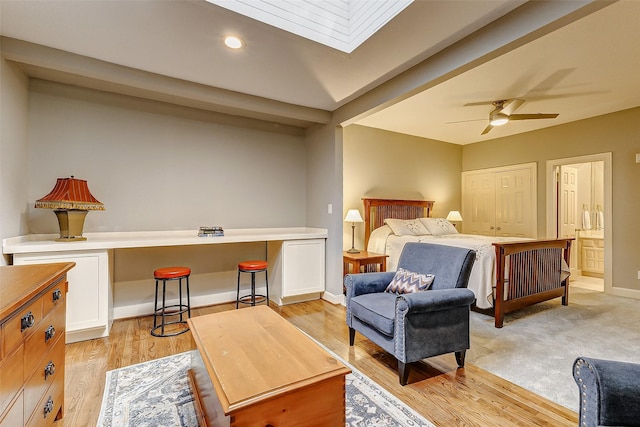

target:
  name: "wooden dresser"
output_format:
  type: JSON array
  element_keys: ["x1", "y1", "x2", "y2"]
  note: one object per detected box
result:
[{"x1": 0, "y1": 262, "x2": 74, "y2": 427}]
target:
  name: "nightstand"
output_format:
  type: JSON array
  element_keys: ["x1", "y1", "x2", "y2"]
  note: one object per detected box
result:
[{"x1": 343, "y1": 251, "x2": 388, "y2": 276}]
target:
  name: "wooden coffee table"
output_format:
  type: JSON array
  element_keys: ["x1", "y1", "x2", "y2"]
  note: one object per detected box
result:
[{"x1": 187, "y1": 306, "x2": 351, "y2": 427}]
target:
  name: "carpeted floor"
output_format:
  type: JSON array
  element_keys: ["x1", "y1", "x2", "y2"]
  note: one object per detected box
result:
[
  {"x1": 467, "y1": 283, "x2": 640, "y2": 411},
  {"x1": 97, "y1": 350, "x2": 435, "y2": 427}
]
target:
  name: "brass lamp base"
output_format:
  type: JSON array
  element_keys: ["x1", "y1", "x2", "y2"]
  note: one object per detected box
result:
[{"x1": 54, "y1": 210, "x2": 88, "y2": 242}]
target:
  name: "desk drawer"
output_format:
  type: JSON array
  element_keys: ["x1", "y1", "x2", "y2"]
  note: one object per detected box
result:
[
  {"x1": 0, "y1": 344, "x2": 24, "y2": 417},
  {"x1": 2, "y1": 298, "x2": 44, "y2": 358},
  {"x1": 24, "y1": 301, "x2": 66, "y2": 382},
  {"x1": 24, "y1": 336, "x2": 64, "y2": 419}
]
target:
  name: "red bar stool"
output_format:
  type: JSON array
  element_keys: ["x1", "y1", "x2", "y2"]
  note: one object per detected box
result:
[
  {"x1": 236, "y1": 260, "x2": 269, "y2": 308},
  {"x1": 151, "y1": 266, "x2": 191, "y2": 337}
]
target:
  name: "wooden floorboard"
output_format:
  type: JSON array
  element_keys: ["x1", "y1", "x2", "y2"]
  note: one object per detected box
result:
[{"x1": 59, "y1": 299, "x2": 577, "y2": 427}]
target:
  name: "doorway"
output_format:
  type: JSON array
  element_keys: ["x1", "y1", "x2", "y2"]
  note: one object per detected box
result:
[{"x1": 546, "y1": 153, "x2": 612, "y2": 293}]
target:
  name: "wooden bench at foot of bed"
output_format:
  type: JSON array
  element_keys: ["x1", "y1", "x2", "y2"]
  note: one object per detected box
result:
[{"x1": 490, "y1": 238, "x2": 573, "y2": 328}]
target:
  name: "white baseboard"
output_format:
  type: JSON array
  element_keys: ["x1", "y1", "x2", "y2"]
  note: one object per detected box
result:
[
  {"x1": 322, "y1": 290, "x2": 345, "y2": 306},
  {"x1": 608, "y1": 285, "x2": 640, "y2": 300}
]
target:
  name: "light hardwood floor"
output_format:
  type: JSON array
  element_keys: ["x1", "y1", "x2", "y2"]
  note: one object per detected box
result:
[{"x1": 60, "y1": 300, "x2": 578, "y2": 427}]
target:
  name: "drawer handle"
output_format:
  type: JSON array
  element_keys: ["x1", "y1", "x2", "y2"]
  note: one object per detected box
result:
[
  {"x1": 45, "y1": 361, "x2": 56, "y2": 380},
  {"x1": 21, "y1": 311, "x2": 35, "y2": 331},
  {"x1": 43, "y1": 396, "x2": 54, "y2": 418},
  {"x1": 52, "y1": 288, "x2": 62, "y2": 302},
  {"x1": 45, "y1": 325, "x2": 56, "y2": 342}
]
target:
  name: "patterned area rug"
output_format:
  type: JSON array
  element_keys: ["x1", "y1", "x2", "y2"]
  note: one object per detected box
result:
[{"x1": 97, "y1": 350, "x2": 434, "y2": 427}]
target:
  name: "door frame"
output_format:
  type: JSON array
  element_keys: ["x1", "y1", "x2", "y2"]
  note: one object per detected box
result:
[{"x1": 546, "y1": 153, "x2": 612, "y2": 292}]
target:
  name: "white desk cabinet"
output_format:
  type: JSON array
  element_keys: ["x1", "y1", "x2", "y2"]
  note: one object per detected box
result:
[
  {"x1": 13, "y1": 250, "x2": 113, "y2": 343},
  {"x1": 268, "y1": 239, "x2": 325, "y2": 305}
]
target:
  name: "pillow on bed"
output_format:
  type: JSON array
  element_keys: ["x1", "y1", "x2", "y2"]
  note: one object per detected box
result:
[
  {"x1": 384, "y1": 218, "x2": 430, "y2": 236},
  {"x1": 385, "y1": 268, "x2": 435, "y2": 294},
  {"x1": 420, "y1": 217, "x2": 458, "y2": 236}
]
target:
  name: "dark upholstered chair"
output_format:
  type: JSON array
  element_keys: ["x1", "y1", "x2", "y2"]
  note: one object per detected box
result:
[
  {"x1": 345, "y1": 242, "x2": 476, "y2": 385},
  {"x1": 573, "y1": 357, "x2": 640, "y2": 427}
]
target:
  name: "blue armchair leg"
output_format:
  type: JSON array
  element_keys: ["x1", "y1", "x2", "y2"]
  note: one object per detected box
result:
[
  {"x1": 455, "y1": 350, "x2": 466, "y2": 367},
  {"x1": 349, "y1": 327, "x2": 356, "y2": 346},
  {"x1": 398, "y1": 361, "x2": 410, "y2": 386}
]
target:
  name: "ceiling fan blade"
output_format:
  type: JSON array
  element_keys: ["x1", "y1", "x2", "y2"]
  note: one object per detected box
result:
[
  {"x1": 502, "y1": 98, "x2": 525, "y2": 115},
  {"x1": 508, "y1": 113, "x2": 559, "y2": 120},
  {"x1": 481, "y1": 124, "x2": 493, "y2": 135},
  {"x1": 446, "y1": 118, "x2": 486, "y2": 124}
]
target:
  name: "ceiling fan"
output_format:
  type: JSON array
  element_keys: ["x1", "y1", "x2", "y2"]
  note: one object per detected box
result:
[{"x1": 481, "y1": 99, "x2": 558, "y2": 135}]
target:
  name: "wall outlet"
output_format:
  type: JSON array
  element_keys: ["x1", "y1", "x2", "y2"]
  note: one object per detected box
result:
[
  {"x1": 327, "y1": 204, "x2": 333, "y2": 214},
  {"x1": 638, "y1": 270, "x2": 640, "y2": 280}
]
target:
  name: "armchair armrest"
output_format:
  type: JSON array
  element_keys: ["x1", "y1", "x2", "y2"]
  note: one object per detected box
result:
[
  {"x1": 573, "y1": 357, "x2": 640, "y2": 427},
  {"x1": 344, "y1": 271, "x2": 396, "y2": 298},
  {"x1": 397, "y1": 288, "x2": 476, "y2": 314}
]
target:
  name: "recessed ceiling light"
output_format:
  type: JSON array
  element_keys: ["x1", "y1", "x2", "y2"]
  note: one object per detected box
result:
[{"x1": 224, "y1": 36, "x2": 244, "y2": 49}]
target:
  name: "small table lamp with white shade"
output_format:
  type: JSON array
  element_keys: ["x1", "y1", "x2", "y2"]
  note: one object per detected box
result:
[
  {"x1": 446, "y1": 210, "x2": 463, "y2": 228},
  {"x1": 344, "y1": 209, "x2": 364, "y2": 253}
]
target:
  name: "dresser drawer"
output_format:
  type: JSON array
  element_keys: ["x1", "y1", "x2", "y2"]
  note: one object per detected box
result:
[
  {"x1": 25, "y1": 370, "x2": 64, "y2": 427},
  {"x1": 42, "y1": 278, "x2": 66, "y2": 318},
  {"x1": 2, "y1": 297, "x2": 44, "y2": 358},
  {"x1": 0, "y1": 344, "x2": 24, "y2": 418},
  {"x1": 24, "y1": 301, "x2": 66, "y2": 382},
  {"x1": 0, "y1": 390, "x2": 23, "y2": 427},
  {"x1": 24, "y1": 336, "x2": 65, "y2": 419}
]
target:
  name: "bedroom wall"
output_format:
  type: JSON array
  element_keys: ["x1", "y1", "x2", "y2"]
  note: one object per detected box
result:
[
  {"x1": 0, "y1": 58, "x2": 30, "y2": 266},
  {"x1": 462, "y1": 106, "x2": 640, "y2": 292},
  {"x1": 343, "y1": 125, "x2": 462, "y2": 251},
  {"x1": 27, "y1": 79, "x2": 308, "y2": 234}
]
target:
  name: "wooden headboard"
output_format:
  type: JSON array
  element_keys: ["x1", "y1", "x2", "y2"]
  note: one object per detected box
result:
[{"x1": 362, "y1": 198, "x2": 435, "y2": 248}]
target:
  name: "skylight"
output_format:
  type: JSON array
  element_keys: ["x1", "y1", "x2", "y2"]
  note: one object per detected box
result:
[{"x1": 206, "y1": 0, "x2": 413, "y2": 53}]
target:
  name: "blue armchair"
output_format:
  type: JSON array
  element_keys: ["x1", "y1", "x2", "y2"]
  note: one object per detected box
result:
[
  {"x1": 573, "y1": 357, "x2": 640, "y2": 427},
  {"x1": 345, "y1": 242, "x2": 476, "y2": 385}
]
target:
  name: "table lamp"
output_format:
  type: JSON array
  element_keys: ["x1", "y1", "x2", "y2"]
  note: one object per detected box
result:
[
  {"x1": 446, "y1": 210, "x2": 463, "y2": 228},
  {"x1": 344, "y1": 209, "x2": 364, "y2": 254},
  {"x1": 35, "y1": 176, "x2": 105, "y2": 241}
]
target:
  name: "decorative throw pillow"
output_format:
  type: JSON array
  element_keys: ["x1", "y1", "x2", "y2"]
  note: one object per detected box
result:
[
  {"x1": 384, "y1": 218, "x2": 430, "y2": 236},
  {"x1": 385, "y1": 268, "x2": 435, "y2": 294},
  {"x1": 420, "y1": 217, "x2": 458, "y2": 236}
]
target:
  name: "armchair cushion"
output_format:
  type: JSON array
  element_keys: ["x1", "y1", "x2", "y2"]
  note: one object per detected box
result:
[
  {"x1": 350, "y1": 292, "x2": 397, "y2": 337},
  {"x1": 385, "y1": 268, "x2": 435, "y2": 294}
]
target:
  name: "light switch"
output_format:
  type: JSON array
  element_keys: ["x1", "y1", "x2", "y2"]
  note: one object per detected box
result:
[
  {"x1": 327, "y1": 204, "x2": 333, "y2": 214},
  {"x1": 636, "y1": 153, "x2": 640, "y2": 163}
]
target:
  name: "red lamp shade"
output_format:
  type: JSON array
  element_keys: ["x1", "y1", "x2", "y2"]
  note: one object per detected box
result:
[
  {"x1": 35, "y1": 176, "x2": 104, "y2": 210},
  {"x1": 35, "y1": 176, "x2": 104, "y2": 241}
]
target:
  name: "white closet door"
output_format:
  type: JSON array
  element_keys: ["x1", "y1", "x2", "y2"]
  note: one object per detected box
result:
[
  {"x1": 462, "y1": 171, "x2": 495, "y2": 235},
  {"x1": 462, "y1": 163, "x2": 536, "y2": 238},
  {"x1": 495, "y1": 168, "x2": 535, "y2": 237}
]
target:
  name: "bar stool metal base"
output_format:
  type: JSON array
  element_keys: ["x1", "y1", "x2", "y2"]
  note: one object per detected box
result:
[
  {"x1": 236, "y1": 262, "x2": 269, "y2": 309},
  {"x1": 151, "y1": 270, "x2": 191, "y2": 337}
]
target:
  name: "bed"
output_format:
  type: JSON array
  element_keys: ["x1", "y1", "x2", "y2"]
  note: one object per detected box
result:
[{"x1": 362, "y1": 197, "x2": 573, "y2": 328}]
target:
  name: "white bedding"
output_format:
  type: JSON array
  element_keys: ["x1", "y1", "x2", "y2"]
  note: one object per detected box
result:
[{"x1": 367, "y1": 225, "x2": 531, "y2": 309}]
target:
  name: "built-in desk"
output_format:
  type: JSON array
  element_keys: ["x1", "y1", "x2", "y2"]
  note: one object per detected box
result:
[{"x1": 3, "y1": 228, "x2": 327, "y2": 343}]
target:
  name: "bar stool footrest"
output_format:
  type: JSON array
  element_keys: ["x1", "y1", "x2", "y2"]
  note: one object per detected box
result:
[
  {"x1": 154, "y1": 304, "x2": 190, "y2": 317},
  {"x1": 238, "y1": 294, "x2": 268, "y2": 305},
  {"x1": 150, "y1": 321, "x2": 189, "y2": 337}
]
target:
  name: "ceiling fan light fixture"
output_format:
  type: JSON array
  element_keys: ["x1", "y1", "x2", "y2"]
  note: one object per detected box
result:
[
  {"x1": 223, "y1": 35, "x2": 244, "y2": 49},
  {"x1": 489, "y1": 110, "x2": 509, "y2": 126}
]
